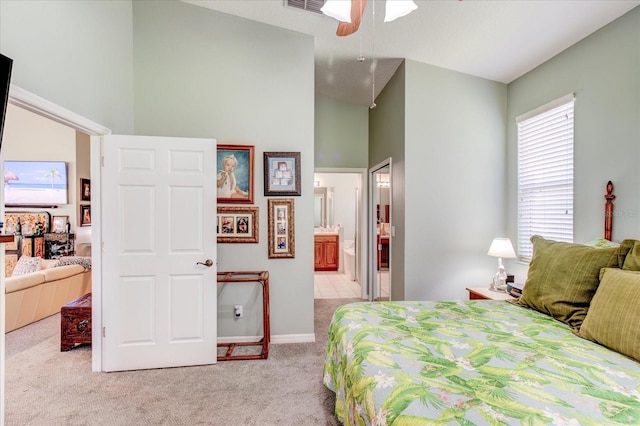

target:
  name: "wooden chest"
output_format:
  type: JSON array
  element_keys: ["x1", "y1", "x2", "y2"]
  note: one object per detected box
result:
[{"x1": 60, "y1": 293, "x2": 92, "y2": 351}]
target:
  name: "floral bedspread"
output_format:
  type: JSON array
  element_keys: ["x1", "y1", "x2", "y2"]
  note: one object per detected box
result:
[{"x1": 323, "y1": 300, "x2": 640, "y2": 425}]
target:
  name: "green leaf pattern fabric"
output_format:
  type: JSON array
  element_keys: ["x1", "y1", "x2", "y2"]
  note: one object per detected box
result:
[{"x1": 323, "y1": 301, "x2": 640, "y2": 425}]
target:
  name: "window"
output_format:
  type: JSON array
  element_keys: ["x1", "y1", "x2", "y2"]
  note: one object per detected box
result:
[{"x1": 517, "y1": 94, "x2": 575, "y2": 261}]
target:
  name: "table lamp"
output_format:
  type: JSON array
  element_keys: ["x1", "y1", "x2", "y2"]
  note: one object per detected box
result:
[{"x1": 487, "y1": 237, "x2": 516, "y2": 291}]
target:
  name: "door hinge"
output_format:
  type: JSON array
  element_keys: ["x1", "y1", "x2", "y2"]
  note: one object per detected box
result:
[
  {"x1": 102, "y1": 326, "x2": 106, "y2": 338},
  {"x1": 101, "y1": 156, "x2": 104, "y2": 167}
]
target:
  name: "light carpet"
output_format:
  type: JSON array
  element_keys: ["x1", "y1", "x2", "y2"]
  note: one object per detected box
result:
[{"x1": 5, "y1": 298, "x2": 361, "y2": 425}]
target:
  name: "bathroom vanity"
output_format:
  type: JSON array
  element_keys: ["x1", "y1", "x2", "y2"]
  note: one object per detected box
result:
[{"x1": 314, "y1": 233, "x2": 339, "y2": 271}]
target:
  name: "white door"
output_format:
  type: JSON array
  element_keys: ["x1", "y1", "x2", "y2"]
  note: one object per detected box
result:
[{"x1": 101, "y1": 135, "x2": 217, "y2": 372}]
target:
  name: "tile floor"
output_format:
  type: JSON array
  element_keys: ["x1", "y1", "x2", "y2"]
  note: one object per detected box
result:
[
  {"x1": 314, "y1": 271, "x2": 362, "y2": 299},
  {"x1": 314, "y1": 271, "x2": 390, "y2": 299}
]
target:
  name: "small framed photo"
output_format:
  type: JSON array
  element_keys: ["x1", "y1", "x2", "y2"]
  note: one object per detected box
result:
[
  {"x1": 267, "y1": 199, "x2": 294, "y2": 258},
  {"x1": 80, "y1": 205, "x2": 91, "y2": 226},
  {"x1": 217, "y1": 144, "x2": 254, "y2": 204},
  {"x1": 217, "y1": 206, "x2": 258, "y2": 243},
  {"x1": 52, "y1": 215, "x2": 69, "y2": 233},
  {"x1": 263, "y1": 152, "x2": 301, "y2": 196},
  {"x1": 80, "y1": 178, "x2": 91, "y2": 201}
]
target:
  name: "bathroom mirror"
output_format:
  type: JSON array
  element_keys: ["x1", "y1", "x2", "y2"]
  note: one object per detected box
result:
[{"x1": 314, "y1": 187, "x2": 327, "y2": 227}]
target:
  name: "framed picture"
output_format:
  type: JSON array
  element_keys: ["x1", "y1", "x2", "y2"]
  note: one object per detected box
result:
[
  {"x1": 80, "y1": 205, "x2": 91, "y2": 226},
  {"x1": 217, "y1": 144, "x2": 254, "y2": 204},
  {"x1": 217, "y1": 206, "x2": 258, "y2": 243},
  {"x1": 263, "y1": 152, "x2": 301, "y2": 196},
  {"x1": 80, "y1": 178, "x2": 91, "y2": 201},
  {"x1": 52, "y1": 215, "x2": 69, "y2": 233},
  {"x1": 267, "y1": 199, "x2": 294, "y2": 258}
]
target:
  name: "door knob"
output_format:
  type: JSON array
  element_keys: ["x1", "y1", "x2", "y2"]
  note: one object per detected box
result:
[{"x1": 196, "y1": 259, "x2": 214, "y2": 267}]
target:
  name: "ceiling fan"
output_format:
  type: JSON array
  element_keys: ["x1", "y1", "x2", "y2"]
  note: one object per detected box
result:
[{"x1": 321, "y1": 0, "x2": 418, "y2": 37}]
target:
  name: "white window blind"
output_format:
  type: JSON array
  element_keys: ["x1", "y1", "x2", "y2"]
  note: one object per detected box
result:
[{"x1": 517, "y1": 94, "x2": 575, "y2": 261}]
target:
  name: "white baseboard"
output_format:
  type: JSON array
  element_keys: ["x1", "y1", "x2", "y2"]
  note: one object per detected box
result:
[
  {"x1": 272, "y1": 333, "x2": 316, "y2": 344},
  {"x1": 218, "y1": 334, "x2": 316, "y2": 344}
]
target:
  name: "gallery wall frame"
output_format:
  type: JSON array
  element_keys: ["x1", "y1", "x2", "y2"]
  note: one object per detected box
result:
[
  {"x1": 217, "y1": 144, "x2": 254, "y2": 204},
  {"x1": 263, "y1": 152, "x2": 301, "y2": 196},
  {"x1": 217, "y1": 206, "x2": 259, "y2": 243},
  {"x1": 80, "y1": 178, "x2": 90, "y2": 201},
  {"x1": 267, "y1": 198, "x2": 294, "y2": 258},
  {"x1": 52, "y1": 215, "x2": 69, "y2": 233},
  {"x1": 80, "y1": 205, "x2": 91, "y2": 226}
]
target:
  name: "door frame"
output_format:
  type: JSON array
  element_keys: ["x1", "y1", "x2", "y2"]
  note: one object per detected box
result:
[
  {"x1": 369, "y1": 158, "x2": 392, "y2": 301},
  {"x1": 313, "y1": 167, "x2": 368, "y2": 298},
  {"x1": 7, "y1": 84, "x2": 111, "y2": 372}
]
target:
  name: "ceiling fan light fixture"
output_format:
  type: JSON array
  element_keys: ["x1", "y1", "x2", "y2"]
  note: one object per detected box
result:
[
  {"x1": 321, "y1": 0, "x2": 352, "y2": 23},
  {"x1": 384, "y1": 0, "x2": 418, "y2": 22}
]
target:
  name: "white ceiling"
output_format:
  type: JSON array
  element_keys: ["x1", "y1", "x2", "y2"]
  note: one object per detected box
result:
[{"x1": 185, "y1": 0, "x2": 640, "y2": 106}]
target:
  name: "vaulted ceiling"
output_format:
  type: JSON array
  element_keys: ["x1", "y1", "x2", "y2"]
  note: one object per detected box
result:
[{"x1": 186, "y1": 1, "x2": 640, "y2": 106}]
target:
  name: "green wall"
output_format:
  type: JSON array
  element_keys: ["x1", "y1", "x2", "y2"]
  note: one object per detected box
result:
[
  {"x1": 403, "y1": 60, "x2": 507, "y2": 301},
  {"x1": 1, "y1": 0, "x2": 316, "y2": 340},
  {"x1": 132, "y1": 1, "x2": 316, "y2": 339},
  {"x1": 315, "y1": 96, "x2": 369, "y2": 168},
  {"x1": 0, "y1": 0, "x2": 134, "y2": 133},
  {"x1": 506, "y1": 6, "x2": 640, "y2": 279},
  {"x1": 369, "y1": 61, "x2": 407, "y2": 301},
  {"x1": 369, "y1": 59, "x2": 507, "y2": 301}
]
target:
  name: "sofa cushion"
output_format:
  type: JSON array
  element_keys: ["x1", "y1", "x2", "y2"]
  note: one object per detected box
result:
[
  {"x1": 11, "y1": 256, "x2": 42, "y2": 277},
  {"x1": 5, "y1": 272, "x2": 46, "y2": 293},
  {"x1": 514, "y1": 235, "x2": 619, "y2": 329},
  {"x1": 38, "y1": 258, "x2": 59, "y2": 270},
  {"x1": 578, "y1": 268, "x2": 640, "y2": 362},
  {"x1": 41, "y1": 264, "x2": 85, "y2": 281}
]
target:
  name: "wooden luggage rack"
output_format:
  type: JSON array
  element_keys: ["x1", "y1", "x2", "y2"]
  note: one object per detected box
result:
[{"x1": 217, "y1": 271, "x2": 270, "y2": 361}]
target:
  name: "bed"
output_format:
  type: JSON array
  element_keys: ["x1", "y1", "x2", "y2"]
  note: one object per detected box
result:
[{"x1": 323, "y1": 182, "x2": 640, "y2": 425}]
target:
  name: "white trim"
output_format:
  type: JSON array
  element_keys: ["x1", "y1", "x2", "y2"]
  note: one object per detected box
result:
[
  {"x1": 314, "y1": 167, "x2": 368, "y2": 298},
  {"x1": 369, "y1": 158, "x2": 392, "y2": 301},
  {"x1": 271, "y1": 333, "x2": 316, "y2": 344},
  {"x1": 515, "y1": 93, "x2": 575, "y2": 123},
  {"x1": 8, "y1": 85, "x2": 112, "y2": 136},
  {"x1": 6, "y1": 85, "x2": 111, "y2": 374},
  {"x1": 218, "y1": 334, "x2": 316, "y2": 344}
]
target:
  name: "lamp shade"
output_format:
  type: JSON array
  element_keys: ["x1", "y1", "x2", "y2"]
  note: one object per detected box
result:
[
  {"x1": 321, "y1": 0, "x2": 352, "y2": 23},
  {"x1": 487, "y1": 238, "x2": 517, "y2": 259},
  {"x1": 384, "y1": 0, "x2": 418, "y2": 22}
]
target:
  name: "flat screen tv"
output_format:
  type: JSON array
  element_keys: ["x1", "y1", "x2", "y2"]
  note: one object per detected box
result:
[
  {"x1": 4, "y1": 160, "x2": 69, "y2": 206},
  {"x1": 0, "y1": 53, "x2": 13, "y2": 147}
]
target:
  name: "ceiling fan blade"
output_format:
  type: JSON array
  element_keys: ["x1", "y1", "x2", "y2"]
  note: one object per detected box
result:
[{"x1": 336, "y1": 0, "x2": 367, "y2": 37}]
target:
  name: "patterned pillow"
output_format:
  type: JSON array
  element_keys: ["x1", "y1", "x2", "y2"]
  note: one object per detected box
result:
[
  {"x1": 582, "y1": 237, "x2": 619, "y2": 249},
  {"x1": 578, "y1": 268, "x2": 640, "y2": 362},
  {"x1": 56, "y1": 256, "x2": 91, "y2": 270},
  {"x1": 11, "y1": 256, "x2": 42, "y2": 276},
  {"x1": 513, "y1": 235, "x2": 619, "y2": 330}
]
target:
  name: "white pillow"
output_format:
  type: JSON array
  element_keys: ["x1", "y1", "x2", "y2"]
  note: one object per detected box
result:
[{"x1": 11, "y1": 256, "x2": 41, "y2": 276}]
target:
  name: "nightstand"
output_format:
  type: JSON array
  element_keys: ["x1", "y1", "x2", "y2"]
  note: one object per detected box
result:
[{"x1": 466, "y1": 287, "x2": 515, "y2": 301}]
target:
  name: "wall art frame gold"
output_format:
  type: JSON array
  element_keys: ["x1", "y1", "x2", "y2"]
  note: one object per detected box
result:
[
  {"x1": 217, "y1": 206, "x2": 258, "y2": 243},
  {"x1": 267, "y1": 198, "x2": 294, "y2": 258}
]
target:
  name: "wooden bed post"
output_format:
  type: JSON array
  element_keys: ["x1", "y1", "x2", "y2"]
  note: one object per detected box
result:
[{"x1": 604, "y1": 180, "x2": 615, "y2": 241}]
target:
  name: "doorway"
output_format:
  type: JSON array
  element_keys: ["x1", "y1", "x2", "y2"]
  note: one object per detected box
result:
[
  {"x1": 3, "y1": 85, "x2": 109, "y2": 375},
  {"x1": 370, "y1": 160, "x2": 391, "y2": 301},
  {"x1": 313, "y1": 168, "x2": 367, "y2": 299}
]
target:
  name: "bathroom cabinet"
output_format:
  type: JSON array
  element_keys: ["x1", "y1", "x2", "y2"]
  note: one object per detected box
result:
[{"x1": 314, "y1": 234, "x2": 339, "y2": 271}]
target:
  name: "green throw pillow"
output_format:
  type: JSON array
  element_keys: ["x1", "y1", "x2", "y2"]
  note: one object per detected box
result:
[
  {"x1": 620, "y1": 239, "x2": 640, "y2": 271},
  {"x1": 515, "y1": 235, "x2": 619, "y2": 329},
  {"x1": 578, "y1": 268, "x2": 640, "y2": 362}
]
